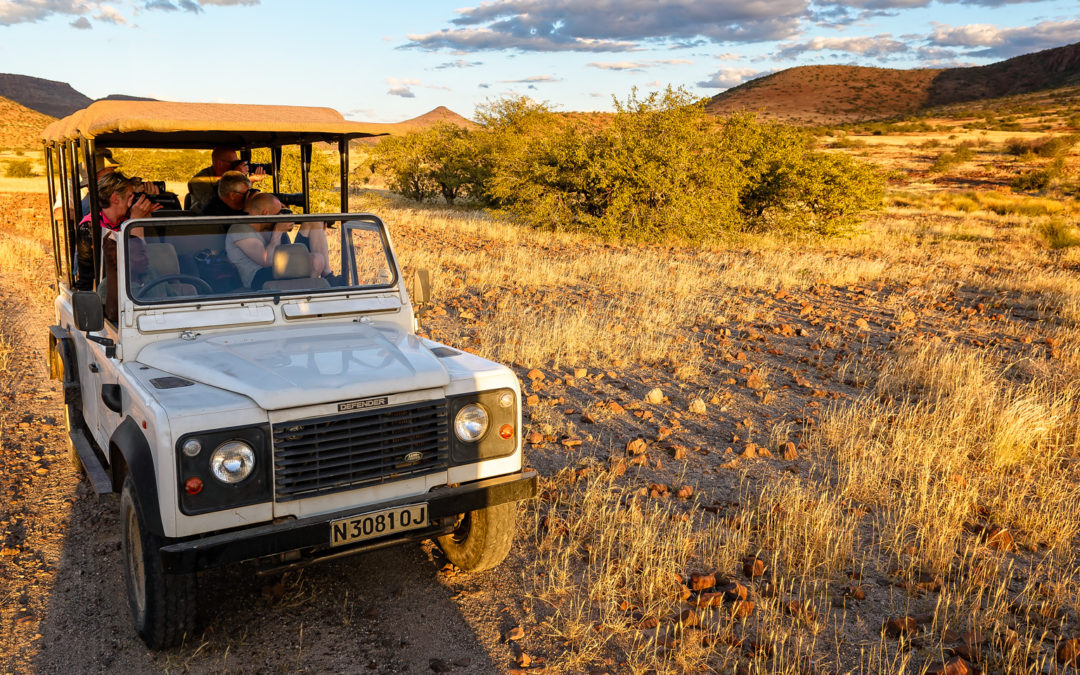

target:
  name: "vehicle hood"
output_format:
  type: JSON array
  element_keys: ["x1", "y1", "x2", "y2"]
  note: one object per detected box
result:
[{"x1": 135, "y1": 321, "x2": 449, "y2": 410}]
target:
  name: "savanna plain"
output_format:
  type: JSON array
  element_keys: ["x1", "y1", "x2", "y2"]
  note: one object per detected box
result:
[{"x1": 1, "y1": 90, "x2": 1080, "y2": 674}]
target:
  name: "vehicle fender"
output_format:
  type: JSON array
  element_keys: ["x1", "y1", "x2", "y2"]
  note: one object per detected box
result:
[
  {"x1": 110, "y1": 416, "x2": 164, "y2": 537},
  {"x1": 48, "y1": 325, "x2": 80, "y2": 406}
]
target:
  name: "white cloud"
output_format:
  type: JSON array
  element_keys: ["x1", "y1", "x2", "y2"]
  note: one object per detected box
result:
[
  {"x1": 386, "y1": 77, "x2": 420, "y2": 98},
  {"x1": 0, "y1": 0, "x2": 89, "y2": 25},
  {"x1": 775, "y1": 33, "x2": 909, "y2": 59},
  {"x1": 697, "y1": 67, "x2": 761, "y2": 89},
  {"x1": 587, "y1": 58, "x2": 693, "y2": 70},
  {"x1": 434, "y1": 59, "x2": 483, "y2": 69},
  {"x1": 94, "y1": 4, "x2": 126, "y2": 23},
  {"x1": 498, "y1": 75, "x2": 559, "y2": 83},
  {"x1": 927, "y1": 20, "x2": 1080, "y2": 58},
  {"x1": 404, "y1": 0, "x2": 805, "y2": 52}
]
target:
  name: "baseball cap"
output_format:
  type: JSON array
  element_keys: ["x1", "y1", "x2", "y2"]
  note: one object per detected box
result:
[{"x1": 94, "y1": 148, "x2": 121, "y2": 174}]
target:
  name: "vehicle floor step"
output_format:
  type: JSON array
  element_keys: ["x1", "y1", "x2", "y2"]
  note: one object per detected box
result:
[{"x1": 71, "y1": 429, "x2": 113, "y2": 495}]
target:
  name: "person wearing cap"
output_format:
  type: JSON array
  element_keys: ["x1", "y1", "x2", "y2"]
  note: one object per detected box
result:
[{"x1": 186, "y1": 147, "x2": 266, "y2": 212}]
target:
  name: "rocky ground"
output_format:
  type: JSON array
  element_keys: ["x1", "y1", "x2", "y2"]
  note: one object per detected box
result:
[{"x1": 1, "y1": 189, "x2": 1078, "y2": 673}]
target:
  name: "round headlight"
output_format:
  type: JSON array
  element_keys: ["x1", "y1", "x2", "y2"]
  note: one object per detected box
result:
[
  {"x1": 497, "y1": 391, "x2": 515, "y2": 409},
  {"x1": 454, "y1": 404, "x2": 489, "y2": 442},
  {"x1": 209, "y1": 441, "x2": 255, "y2": 484}
]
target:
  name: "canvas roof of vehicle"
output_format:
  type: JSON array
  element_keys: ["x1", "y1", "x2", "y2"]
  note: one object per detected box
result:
[{"x1": 41, "y1": 100, "x2": 414, "y2": 148}]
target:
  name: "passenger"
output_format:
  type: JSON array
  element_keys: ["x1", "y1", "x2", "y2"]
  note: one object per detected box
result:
[
  {"x1": 225, "y1": 193, "x2": 330, "y2": 290},
  {"x1": 199, "y1": 171, "x2": 251, "y2": 216},
  {"x1": 186, "y1": 147, "x2": 266, "y2": 212},
  {"x1": 83, "y1": 172, "x2": 163, "y2": 322}
]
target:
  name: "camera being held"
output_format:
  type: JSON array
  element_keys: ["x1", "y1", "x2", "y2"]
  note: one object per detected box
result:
[{"x1": 230, "y1": 159, "x2": 273, "y2": 176}]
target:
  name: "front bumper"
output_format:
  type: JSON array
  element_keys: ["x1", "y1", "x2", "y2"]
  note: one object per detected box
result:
[{"x1": 160, "y1": 470, "x2": 537, "y2": 574}]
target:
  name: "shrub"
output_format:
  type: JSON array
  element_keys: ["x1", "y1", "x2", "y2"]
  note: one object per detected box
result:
[
  {"x1": 1012, "y1": 157, "x2": 1066, "y2": 192},
  {"x1": 1036, "y1": 218, "x2": 1080, "y2": 249},
  {"x1": 1005, "y1": 134, "x2": 1078, "y2": 158},
  {"x1": 5, "y1": 159, "x2": 34, "y2": 178},
  {"x1": 374, "y1": 88, "x2": 884, "y2": 241}
]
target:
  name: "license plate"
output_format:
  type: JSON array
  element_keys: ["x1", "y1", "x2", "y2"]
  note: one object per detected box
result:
[{"x1": 330, "y1": 503, "x2": 428, "y2": 547}]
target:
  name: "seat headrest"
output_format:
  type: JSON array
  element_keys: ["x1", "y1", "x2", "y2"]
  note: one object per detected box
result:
[
  {"x1": 272, "y1": 243, "x2": 311, "y2": 279},
  {"x1": 146, "y1": 242, "x2": 180, "y2": 276}
]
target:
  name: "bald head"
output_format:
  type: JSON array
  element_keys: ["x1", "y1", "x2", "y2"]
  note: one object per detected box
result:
[{"x1": 246, "y1": 192, "x2": 282, "y2": 216}]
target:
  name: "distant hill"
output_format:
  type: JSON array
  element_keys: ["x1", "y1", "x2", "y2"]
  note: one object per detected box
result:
[
  {"x1": 0, "y1": 73, "x2": 92, "y2": 118},
  {"x1": 707, "y1": 41, "x2": 1080, "y2": 124},
  {"x1": 0, "y1": 95, "x2": 55, "y2": 148},
  {"x1": 98, "y1": 94, "x2": 158, "y2": 102},
  {"x1": 398, "y1": 106, "x2": 475, "y2": 130}
]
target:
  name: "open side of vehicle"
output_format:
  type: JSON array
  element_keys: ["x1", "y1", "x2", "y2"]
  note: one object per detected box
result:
[{"x1": 42, "y1": 101, "x2": 536, "y2": 649}]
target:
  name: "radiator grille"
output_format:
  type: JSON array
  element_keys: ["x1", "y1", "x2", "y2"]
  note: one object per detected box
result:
[{"x1": 272, "y1": 399, "x2": 448, "y2": 501}]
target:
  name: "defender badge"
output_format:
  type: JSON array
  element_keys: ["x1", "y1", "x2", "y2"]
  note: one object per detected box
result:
[
  {"x1": 404, "y1": 451, "x2": 423, "y2": 463},
  {"x1": 338, "y1": 396, "x2": 389, "y2": 412}
]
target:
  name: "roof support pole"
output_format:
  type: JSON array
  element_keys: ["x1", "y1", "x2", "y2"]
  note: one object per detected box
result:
[
  {"x1": 300, "y1": 143, "x2": 312, "y2": 214},
  {"x1": 45, "y1": 145, "x2": 62, "y2": 283},
  {"x1": 82, "y1": 139, "x2": 102, "y2": 289},
  {"x1": 271, "y1": 147, "x2": 282, "y2": 194},
  {"x1": 338, "y1": 138, "x2": 349, "y2": 213}
]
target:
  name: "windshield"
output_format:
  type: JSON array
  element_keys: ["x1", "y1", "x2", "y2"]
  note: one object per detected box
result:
[{"x1": 122, "y1": 214, "x2": 396, "y2": 304}]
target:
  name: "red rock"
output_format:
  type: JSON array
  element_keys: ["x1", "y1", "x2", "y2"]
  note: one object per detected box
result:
[
  {"x1": 926, "y1": 656, "x2": 978, "y2": 675},
  {"x1": 689, "y1": 573, "x2": 716, "y2": 591},
  {"x1": 581, "y1": 412, "x2": 597, "y2": 424},
  {"x1": 742, "y1": 558, "x2": 766, "y2": 579},
  {"x1": 609, "y1": 458, "x2": 627, "y2": 476},
  {"x1": 676, "y1": 485, "x2": 693, "y2": 499},
  {"x1": 843, "y1": 586, "x2": 866, "y2": 600},
  {"x1": 799, "y1": 303, "x2": 813, "y2": 316},
  {"x1": 626, "y1": 438, "x2": 647, "y2": 455},
  {"x1": 985, "y1": 526, "x2": 1015, "y2": 551},
  {"x1": 781, "y1": 441, "x2": 798, "y2": 460},
  {"x1": 648, "y1": 483, "x2": 669, "y2": 498},
  {"x1": 722, "y1": 582, "x2": 748, "y2": 601},
  {"x1": 742, "y1": 443, "x2": 757, "y2": 458},
  {"x1": 745, "y1": 374, "x2": 766, "y2": 390},
  {"x1": 527, "y1": 431, "x2": 544, "y2": 445},
  {"x1": 573, "y1": 368, "x2": 588, "y2": 379},
  {"x1": 505, "y1": 625, "x2": 525, "y2": 641},
  {"x1": 607, "y1": 401, "x2": 625, "y2": 413},
  {"x1": 561, "y1": 438, "x2": 582, "y2": 447},
  {"x1": 525, "y1": 394, "x2": 540, "y2": 406},
  {"x1": 634, "y1": 616, "x2": 659, "y2": 630},
  {"x1": 526, "y1": 368, "x2": 544, "y2": 381},
  {"x1": 731, "y1": 600, "x2": 754, "y2": 619},
  {"x1": 1059, "y1": 637, "x2": 1080, "y2": 665},
  {"x1": 885, "y1": 616, "x2": 919, "y2": 638},
  {"x1": 854, "y1": 318, "x2": 870, "y2": 330},
  {"x1": 691, "y1": 592, "x2": 725, "y2": 608},
  {"x1": 669, "y1": 445, "x2": 687, "y2": 460},
  {"x1": 675, "y1": 608, "x2": 700, "y2": 627}
]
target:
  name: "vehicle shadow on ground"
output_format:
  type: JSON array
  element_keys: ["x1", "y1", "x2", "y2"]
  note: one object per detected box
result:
[{"x1": 31, "y1": 483, "x2": 499, "y2": 674}]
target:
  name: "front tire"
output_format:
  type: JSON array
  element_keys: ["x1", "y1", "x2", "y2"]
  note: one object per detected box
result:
[
  {"x1": 437, "y1": 502, "x2": 517, "y2": 572},
  {"x1": 121, "y1": 475, "x2": 196, "y2": 649}
]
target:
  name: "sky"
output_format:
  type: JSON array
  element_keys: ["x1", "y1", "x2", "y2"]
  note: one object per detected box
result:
[{"x1": 0, "y1": 0, "x2": 1077, "y2": 123}]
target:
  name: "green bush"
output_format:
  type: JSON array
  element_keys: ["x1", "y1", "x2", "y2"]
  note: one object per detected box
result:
[
  {"x1": 1012, "y1": 157, "x2": 1066, "y2": 192},
  {"x1": 5, "y1": 159, "x2": 34, "y2": 177},
  {"x1": 928, "y1": 145, "x2": 974, "y2": 173},
  {"x1": 1004, "y1": 134, "x2": 1077, "y2": 158},
  {"x1": 373, "y1": 87, "x2": 884, "y2": 241}
]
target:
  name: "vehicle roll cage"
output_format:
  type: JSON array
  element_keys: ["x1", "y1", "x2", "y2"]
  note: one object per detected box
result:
[{"x1": 42, "y1": 101, "x2": 410, "y2": 295}]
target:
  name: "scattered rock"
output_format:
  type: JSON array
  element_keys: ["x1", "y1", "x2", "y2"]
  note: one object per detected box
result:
[
  {"x1": 884, "y1": 616, "x2": 919, "y2": 638},
  {"x1": 722, "y1": 582, "x2": 748, "y2": 602},
  {"x1": 854, "y1": 318, "x2": 870, "y2": 330},
  {"x1": 526, "y1": 369, "x2": 544, "y2": 381},
  {"x1": 626, "y1": 438, "x2": 647, "y2": 456},
  {"x1": 676, "y1": 485, "x2": 693, "y2": 500},
  {"x1": 574, "y1": 368, "x2": 588, "y2": 379},
  {"x1": 527, "y1": 432, "x2": 544, "y2": 445},
  {"x1": 731, "y1": 600, "x2": 754, "y2": 619},
  {"x1": 689, "y1": 573, "x2": 715, "y2": 591},
  {"x1": 745, "y1": 374, "x2": 766, "y2": 390},
  {"x1": 505, "y1": 625, "x2": 525, "y2": 641},
  {"x1": 525, "y1": 394, "x2": 540, "y2": 406},
  {"x1": 607, "y1": 401, "x2": 625, "y2": 414},
  {"x1": 645, "y1": 388, "x2": 665, "y2": 405},
  {"x1": 985, "y1": 526, "x2": 1015, "y2": 551},
  {"x1": 926, "y1": 656, "x2": 977, "y2": 675},
  {"x1": 1058, "y1": 637, "x2": 1080, "y2": 665},
  {"x1": 669, "y1": 445, "x2": 687, "y2": 460},
  {"x1": 742, "y1": 443, "x2": 757, "y2": 459},
  {"x1": 742, "y1": 558, "x2": 766, "y2": 579},
  {"x1": 781, "y1": 441, "x2": 799, "y2": 461},
  {"x1": 675, "y1": 608, "x2": 700, "y2": 627},
  {"x1": 688, "y1": 398, "x2": 707, "y2": 415}
]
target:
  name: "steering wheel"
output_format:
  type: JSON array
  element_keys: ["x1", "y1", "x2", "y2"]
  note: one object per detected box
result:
[{"x1": 137, "y1": 274, "x2": 214, "y2": 297}]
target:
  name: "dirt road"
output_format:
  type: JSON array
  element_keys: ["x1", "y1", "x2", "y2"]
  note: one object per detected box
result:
[{"x1": 0, "y1": 269, "x2": 519, "y2": 674}]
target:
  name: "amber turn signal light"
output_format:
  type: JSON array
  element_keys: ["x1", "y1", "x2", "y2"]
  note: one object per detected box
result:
[
  {"x1": 499, "y1": 424, "x2": 514, "y2": 440},
  {"x1": 185, "y1": 477, "x2": 203, "y2": 495}
]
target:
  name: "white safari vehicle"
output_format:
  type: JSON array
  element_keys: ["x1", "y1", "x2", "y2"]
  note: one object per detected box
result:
[{"x1": 42, "y1": 102, "x2": 536, "y2": 648}]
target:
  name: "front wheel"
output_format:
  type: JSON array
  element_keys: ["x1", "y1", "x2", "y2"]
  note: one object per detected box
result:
[
  {"x1": 121, "y1": 475, "x2": 197, "y2": 649},
  {"x1": 437, "y1": 502, "x2": 517, "y2": 572}
]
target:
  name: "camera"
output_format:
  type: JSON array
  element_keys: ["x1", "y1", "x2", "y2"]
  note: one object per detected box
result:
[
  {"x1": 230, "y1": 160, "x2": 273, "y2": 175},
  {"x1": 140, "y1": 180, "x2": 167, "y2": 193},
  {"x1": 275, "y1": 192, "x2": 306, "y2": 208}
]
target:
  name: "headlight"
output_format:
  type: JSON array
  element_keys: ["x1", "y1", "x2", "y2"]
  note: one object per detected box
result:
[
  {"x1": 209, "y1": 441, "x2": 256, "y2": 484},
  {"x1": 454, "y1": 404, "x2": 489, "y2": 442}
]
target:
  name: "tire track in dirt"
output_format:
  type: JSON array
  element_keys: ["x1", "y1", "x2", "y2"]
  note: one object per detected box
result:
[{"x1": 0, "y1": 251, "x2": 506, "y2": 673}]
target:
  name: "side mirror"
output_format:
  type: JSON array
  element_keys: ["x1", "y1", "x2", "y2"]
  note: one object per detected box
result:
[
  {"x1": 410, "y1": 269, "x2": 432, "y2": 306},
  {"x1": 73, "y1": 291, "x2": 104, "y2": 332}
]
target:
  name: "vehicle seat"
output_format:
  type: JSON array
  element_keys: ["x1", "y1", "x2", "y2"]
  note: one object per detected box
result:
[
  {"x1": 262, "y1": 244, "x2": 330, "y2": 292},
  {"x1": 145, "y1": 242, "x2": 196, "y2": 296}
]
